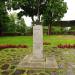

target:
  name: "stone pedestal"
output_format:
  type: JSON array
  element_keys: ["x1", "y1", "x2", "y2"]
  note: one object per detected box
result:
[
  {"x1": 17, "y1": 54, "x2": 58, "y2": 69},
  {"x1": 17, "y1": 25, "x2": 58, "y2": 69}
]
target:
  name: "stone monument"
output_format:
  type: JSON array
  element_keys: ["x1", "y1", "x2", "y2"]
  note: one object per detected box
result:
[
  {"x1": 33, "y1": 25, "x2": 43, "y2": 59},
  {"x1": 17, "y1": 24, "x2": 58, "y2": 69}
]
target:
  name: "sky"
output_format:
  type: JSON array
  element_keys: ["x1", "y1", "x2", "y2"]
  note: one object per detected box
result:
[
  {"x1": 62, "y1": 0, "x2": 75, "y2": 21},
  {"x1": 8, "y1": 0, "x2": 75, "y2": 26}
]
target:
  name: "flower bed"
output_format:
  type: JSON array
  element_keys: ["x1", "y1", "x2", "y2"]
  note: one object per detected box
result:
[
  {"x1": 57, "y1": 44, "x2": 75, "y2": 48},
  {"x1": 0, "y1": 44, "x2": 28, "y2": 49}
]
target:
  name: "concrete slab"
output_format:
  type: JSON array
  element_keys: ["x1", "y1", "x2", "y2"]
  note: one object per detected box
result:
[{"x1": 17, "y1": 55, "x2": 58, "y2": 69}]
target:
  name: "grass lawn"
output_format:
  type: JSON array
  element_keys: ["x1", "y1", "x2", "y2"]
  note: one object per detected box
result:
[
  {"x1": 0, "y1": 35, "x2": 75, "y2": 47},
  {"x1": 0, "y1": 35, "x2": 75, "y2": 74},
  {"x1": 0, "y1": 36, "x2": 33, "y2": 47}
]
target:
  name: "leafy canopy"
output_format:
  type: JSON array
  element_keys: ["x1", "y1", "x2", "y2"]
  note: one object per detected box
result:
[
  {"x1": 7, "y1": 0, "x2": 46, "y2": 19},
  {"x1": 42, "y1": 0, "x2": 67, "y2": 25}
]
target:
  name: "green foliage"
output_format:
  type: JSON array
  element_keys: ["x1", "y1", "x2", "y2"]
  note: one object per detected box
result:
[
  {"x1": 52, "y1": 26, "x2": 62, "y2": 33},
  {"x1": 7, "y1": 12, "x2": 27, "y2": 34},
  {"x1": 16, "y1": 18, "x2": 27, "y2": 34},
  {"x1": 8, "y1": 13, "x2": 17, "y2": 32},
  {"x1": 42, "y1": 0, "x2": 67, "y2": 35},
  {"x1": 42, "y1": 0, "x2": 67, "y2": 25},
  {"x1": 0, "y1": 1, "x2": 10, "y2": 33},
  {"x1": 17, "y1": 0, "x2": 46, "y2": 17},
  {"x1": 8, "y1": 0, "x2": 47, "y2": 24},
  {"x1": 70, "y1": 26, "x2": 75, "y2": 32}
]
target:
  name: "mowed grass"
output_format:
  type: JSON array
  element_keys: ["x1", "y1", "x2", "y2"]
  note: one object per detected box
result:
[
  {"x1": 44, "y1": 35, "x2": 75, "y2": 47},
  {"x1": 0, "y1": 35, "x2": 75, "y2": 47},
  {"x1": 0, "y1": 36, "x2": 33, "y2": 46}
]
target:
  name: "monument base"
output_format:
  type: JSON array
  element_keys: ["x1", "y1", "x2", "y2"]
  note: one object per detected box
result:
[{"x1": 17, "y1": 54, "x2": 58, "y2": 69}]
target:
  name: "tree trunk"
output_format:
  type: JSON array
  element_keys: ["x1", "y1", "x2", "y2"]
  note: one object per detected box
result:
[
  {"x1": 31, "y1": 16, "x2": 35, "y2": 26},
  {"x1": 48, "y1": 24, "x2": 51, "y2": 35}
]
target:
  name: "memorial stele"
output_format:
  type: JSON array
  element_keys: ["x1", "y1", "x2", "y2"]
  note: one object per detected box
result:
[{"x1": 18, "y1": 21, "x2": 58, "y2": 69}]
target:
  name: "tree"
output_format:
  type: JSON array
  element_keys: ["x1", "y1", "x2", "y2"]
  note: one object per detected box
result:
[
  {"x1": 8, "y1": 12, "x2": 27, "y2": 34},
  {"x1": 8, "y1": 0, "x2": 46, "y2": 26},
  {"x1": 20, "y1": 18, "x2": 26, "y2": 34},
  {"x1": 8, "y1": 13, "x2": 18, "y2": 32},
  {"x1": 16, "y1": 18, "x2": 27, "y2": 35},
  {"x1": 42, "y1": 0, "x2": 67, "y2": 35},
  {"x1": 0, "y1": 0, "x2": 10, "y2": 33}
]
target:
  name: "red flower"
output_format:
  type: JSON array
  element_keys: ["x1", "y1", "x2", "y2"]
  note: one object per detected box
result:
[{"x1": 0, "y1": 44, "x2": 28, "y2": 49}]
